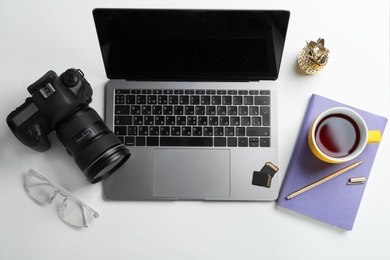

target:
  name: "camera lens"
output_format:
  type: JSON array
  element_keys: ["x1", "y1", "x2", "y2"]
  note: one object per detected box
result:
[{"x1": 57, "y1": 107, "x2": 130, "y2": 183}]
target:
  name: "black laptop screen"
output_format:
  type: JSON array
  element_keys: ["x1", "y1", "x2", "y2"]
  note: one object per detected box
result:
[{"x1": 93, "y1": 9, "x2": 290, "y2": 81}]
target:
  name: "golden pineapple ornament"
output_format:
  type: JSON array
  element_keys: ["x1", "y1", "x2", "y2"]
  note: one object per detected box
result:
[{"x1": 298, "y1": 38, "x2": 329, "y2": 74}]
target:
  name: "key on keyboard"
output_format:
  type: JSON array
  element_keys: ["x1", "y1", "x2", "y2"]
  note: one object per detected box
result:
[{"x1": 113, "y1": 89, "x2": 271, "y2": 147}]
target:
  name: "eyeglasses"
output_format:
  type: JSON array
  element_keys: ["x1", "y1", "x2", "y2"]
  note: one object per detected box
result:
[{"x1": 25, "y1": 169, "x2": 99, "y2": 229}]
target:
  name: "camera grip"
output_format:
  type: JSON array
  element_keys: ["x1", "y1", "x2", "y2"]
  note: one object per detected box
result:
[
  {"x1": 10, "y1": 123, "x2": 51, "y2": 152},
  {"x1": 23, "y1": 124, "x2": 51, "y2": 152},
  {"x1": 6, "y1": 100, "x2": 52, "y2": 152}
]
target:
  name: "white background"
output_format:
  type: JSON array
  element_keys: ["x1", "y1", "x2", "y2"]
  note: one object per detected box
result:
[{"x1": 1, "y1": 0, "x2": 389, "y2": 259}]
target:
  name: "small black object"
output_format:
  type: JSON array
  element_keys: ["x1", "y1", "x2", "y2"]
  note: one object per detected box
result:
[
  {"x1": 252, "y1": 162, "x2": 279, "y2": 188},
  {"x1": 6, "y1": 68, "x2": 130, "y2": 183}
]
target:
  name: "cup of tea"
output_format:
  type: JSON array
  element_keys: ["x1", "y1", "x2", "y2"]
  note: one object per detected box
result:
[{"x1": 308, "y1": 107, "x2": 382, "y2": 164}]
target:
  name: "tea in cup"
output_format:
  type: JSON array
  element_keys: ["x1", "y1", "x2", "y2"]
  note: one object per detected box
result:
[{"x1": 308, "y1": 107, "x2": 382, "y2": 164}]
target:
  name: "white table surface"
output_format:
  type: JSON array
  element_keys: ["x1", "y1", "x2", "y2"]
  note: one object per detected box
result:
[{"x1": 1, "y1": 0, "x2": 389, "y2": 259}]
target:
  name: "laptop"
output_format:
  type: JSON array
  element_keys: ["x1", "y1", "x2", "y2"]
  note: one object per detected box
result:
[{"x1": 93, "y1": 8, "x2": 290, "y2": 201}]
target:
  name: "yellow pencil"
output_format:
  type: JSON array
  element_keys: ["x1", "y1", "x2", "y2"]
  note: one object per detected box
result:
[{"x1": 286, "y1": 161, "x2": 364, "y2": 200}]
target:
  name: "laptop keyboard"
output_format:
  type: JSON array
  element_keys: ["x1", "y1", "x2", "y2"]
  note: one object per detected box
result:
[{"x1": 113, "y1": 89, "x2": 271, "y2": 147}]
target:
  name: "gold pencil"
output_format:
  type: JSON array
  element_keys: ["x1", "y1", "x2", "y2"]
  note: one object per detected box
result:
[{"x1": 286, "y1": 161, "x2": 364, "y2": 200}]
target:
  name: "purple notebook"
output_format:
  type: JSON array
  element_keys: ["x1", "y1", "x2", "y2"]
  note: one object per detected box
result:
[{"x1": 277, "y1": 94, "x2": 387, "y2": 230}]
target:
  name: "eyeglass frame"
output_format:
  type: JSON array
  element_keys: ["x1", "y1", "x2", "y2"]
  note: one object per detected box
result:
[{"x1": 25, "y1": 168, "x2": 99, "y2": 229}]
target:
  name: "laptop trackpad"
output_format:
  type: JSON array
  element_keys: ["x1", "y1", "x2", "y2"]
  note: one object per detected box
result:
[{"x1": 153, "y1": 149, "x2": 230, "y2": 199}]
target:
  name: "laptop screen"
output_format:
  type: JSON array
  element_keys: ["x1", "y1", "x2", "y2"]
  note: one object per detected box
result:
[{"x1": 93, "y1": 9, "x2": 290, "y2": 81}]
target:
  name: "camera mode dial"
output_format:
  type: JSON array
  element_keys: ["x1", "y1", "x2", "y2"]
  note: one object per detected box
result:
[{"x1": 62, "y1": 69, "x2": 79, "y2": 87}]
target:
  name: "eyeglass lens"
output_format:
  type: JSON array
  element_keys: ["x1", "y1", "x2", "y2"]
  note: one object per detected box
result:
[
  {"x1": 61, "y1": 197, "x2": 97, "y2": 228},
  {"x1": 26, "y1": 170, "x2": 98, "y2": 228},
  {"x1": 26, "y1": 173, "x2": 57, "y2": 204}
]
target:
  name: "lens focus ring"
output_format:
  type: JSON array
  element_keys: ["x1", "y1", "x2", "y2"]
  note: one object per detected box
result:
[{"x1": 57, "y1": 108, "x2": 102, "y2": 142}]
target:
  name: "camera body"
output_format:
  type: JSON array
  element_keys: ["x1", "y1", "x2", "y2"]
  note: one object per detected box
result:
[
  {"x1": 7, "y1": 68, "x2": 130, "y2": 183},
  {"x1": 8, "y1": 69, "x2": 92, "y2": 151}
]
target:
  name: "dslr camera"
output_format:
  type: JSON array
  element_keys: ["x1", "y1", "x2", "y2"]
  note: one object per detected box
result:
[{"x1": 6, "y1": 68, "x2": 130, "y2": 183}]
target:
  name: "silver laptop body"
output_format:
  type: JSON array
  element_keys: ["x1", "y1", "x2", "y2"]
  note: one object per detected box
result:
[{"x1": 93, "y1": 9, "x2": 290, "y2": 201}]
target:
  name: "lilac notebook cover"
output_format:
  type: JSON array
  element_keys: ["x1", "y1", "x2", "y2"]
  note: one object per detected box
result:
[{"x1": 277, "y1": 94, "x2": 387, "y2": 230}]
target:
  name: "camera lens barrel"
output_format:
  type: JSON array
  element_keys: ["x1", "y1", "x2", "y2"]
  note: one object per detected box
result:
[{"x1": 57, "y1": 107, "x2": 130, "y2": 183}]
